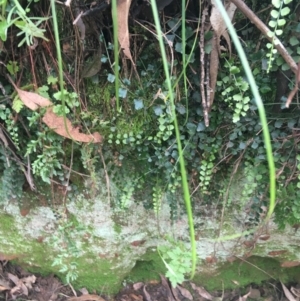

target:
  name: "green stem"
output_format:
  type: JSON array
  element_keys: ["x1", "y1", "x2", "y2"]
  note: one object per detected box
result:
[
  {"x1": 150, "y1": 0, "x2": 196, "y2": 278},
  {"x1": 214, "y1": 0, "x2": 276, "y2": 219}
]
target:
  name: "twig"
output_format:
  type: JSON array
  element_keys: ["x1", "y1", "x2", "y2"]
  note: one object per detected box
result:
[{"x1": 229, "y1": 0, "x2": 298, "y2": 74}]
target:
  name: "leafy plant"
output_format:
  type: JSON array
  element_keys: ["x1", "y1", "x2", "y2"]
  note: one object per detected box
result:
[
  {"x1": 0, "y1": 0, "x2": 49, "y2": 46},
  {"x1": 266, "y1": 0, "x2": 293, "y2": 71},
  {"x1": 158, "y1": 241, "x2": 192, "y2": 287}
]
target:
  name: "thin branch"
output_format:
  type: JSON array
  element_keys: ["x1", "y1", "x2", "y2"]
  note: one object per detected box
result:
[{"x1": 229, "y1": 0, "x2": 298, "y2": 74}]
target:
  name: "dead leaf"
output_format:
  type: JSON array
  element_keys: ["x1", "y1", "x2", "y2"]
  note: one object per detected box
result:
[
  {"x1": 129, "y1": 293, "x2": 143, "y2": 301},
  {"x1": 43, "y1": 108, "x2": 102, "y2": 143},
  {"x1": 8, "y1": 273, "x2": 20, "y2": 286},
  {"x1": 143, "y1": 285, "x2": 152, "y2": 301},
  {"x1": 258, "y1": 235, "x2": 270, "y2": 241},
  {"x1": 0, "y1": 279, "x2": 11, "y2": 291},
  {"x1": 268, "y1": 250, "x2": 287, "y2": 256},
  {"x1": 290, "y1": 287, "x2": 300, "y2": 298},
  {"x1": 239, "y1": 290, "x2": 251, "y2": 301},
  {"x1": 281, "y1": 261, "x2": 300, "y2": 268},
  {"x1": 133, "y1": 282, "x2": 144, "y2": 290},
  {"x1": 205, "y1": 255, "x2": 218, "y2": 264},
  {"x1": 160, "y1": 274, "x2": 174, "y2": 301},
  {"x1": 177, "y1": 285, "x2": 193, "y2": 300},
  {"x1": 117, "y1": 0, "x2": 134, "y2": 62},
  {"x1": 15, "y1": 88, "x2": 52, "y2": 110},
  {"x1": 248, "y1": 288, "x2": 261, "y2": 299},
  {"x1": 21, "y1": 275, "x2": 36, "y2": 289},
  {"x1": 67, "y1": 294, "x2": 106, "y2": 301},
  {"x1": 191, "y1": 282, "x2": 213, "y2": 300},
  {"x1": 170, "y1": 286, "x2": 181, "y2": 301},
  {"x1": 7, "y1": 76, "x2": 102, "y2": 143},
  {"x1": 281, "y1": 282, "x2": 297, "y2": 301}
]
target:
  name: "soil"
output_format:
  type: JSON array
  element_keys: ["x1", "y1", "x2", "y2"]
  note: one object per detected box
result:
[{"x1": 0, "y1": 261, "x2": 299, "y2": 301}]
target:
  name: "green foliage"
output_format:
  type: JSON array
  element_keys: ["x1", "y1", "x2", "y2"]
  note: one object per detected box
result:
[
  {"x1": 266, "y1": 0, "x2": 293, "y2": 71},
  {"x1": 26, "y1": 130, "x2": 64, "y2": 184},
  {"x1": 158, "y1": 241, "x2": 192, "y2": 287},
  {"x1": 50, "y1": 220, "x2": 84, "y2": 283},
  {"x1": 0, "y1": 0, "x2": 49, "y2": 46},
  {"x1": 218, "y1": 58, "x2": 251, "y2": 123}
]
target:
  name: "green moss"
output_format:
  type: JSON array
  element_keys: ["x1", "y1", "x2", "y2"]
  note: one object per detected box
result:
[
  {"x1": 126, "y1": 249, "x2": 166, "y2": 283},
  {"x1": 193, "y1": 256, "x2": 300, "y2": 291}
]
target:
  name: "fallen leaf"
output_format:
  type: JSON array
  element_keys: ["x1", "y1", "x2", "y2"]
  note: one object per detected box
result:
[
  {"x1": 21, "y1": 275, "x2": 36, "y2": 289},
  {"x1": 8, "y1": 273, "x2": 20, "y2": 285},
  {"x1": 129, "y1": 293, "x2": 143, "y2": 301},
  {"x1": 239, "y1": 290, "x2": 251, "y2": 301},
  {"x1": 117, "y1": 0, "x2": 134, "y2": 62},
  {"x1": 268, "y1": 250, "x2": 287, "y2": 256},
  {"x1": 170, "y1": 286, "x2": 181, "y2": 301},
  {"x1": 133, "y1": 282, "x2": 144, "y2": 290},
  {"x1": 177, "y1": 285, "x2": 193, "y2": 300},
  {"x1": 258, "y1": 235, "x2": 270, "y2": 241},
  {"x1": 7, "y1": 76, "x2": 102, "y2": 143},
  {"x1": 67, "y1": 294, "x2": 106, "y2": 301},
  {"x1": 281, "y1": 261, "x2": 300, "y2": 268},
  {"x1": 290, "y1": 287, "x2": 300, "y2": 298},
  {"x1": 15, "y1": 87, "x2": 52, "y2": 110},
  {"x1": 281, "y1": 282, "x2": 297, "y2": 301},
  {"x1": 130, "y1": 240, "x2": 146, "y2": 247},
  {"x1": 205, "y1": 255, "x2": 218, "y2": 264},
  {"x1": 143, "y1": 285, "x2": 152, "y2": 301},
  {"x1": 43, "y1": 108, "x2": 102, "y2": 143},
  {"x1": 160, "y1": 274, "x2": 174, "y2": 301},
  {"x1": 191, "y1": 282, "x2": 213, "y2": 300}
]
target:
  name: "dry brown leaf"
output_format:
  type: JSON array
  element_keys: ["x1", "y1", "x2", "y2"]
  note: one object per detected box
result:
[
  {"x1": 0, "y1": 279, "x2": 11, "y2": 291},
  {"x1": 177, "y1": 285, "x2": 193, "y2": 300},
  {"x1": 160, "y1": 274, "x2": 174, "y2": 301},
  {"x1": 117, "y1": 0, "x2": 134, "y2": 62},
  {"x1": 210, "y1": 0, "x2": 236, "y2": 56},
  {"x1": 190, "y1": 282, "x2": 213, "y2": 300},
  {"x1": 8, "y1": 273, "x2": 20, "y2": 285},
  {"x1": 42, "y1": 108, "x2": 102, "y2": 143},
  {"x1": 16, "y1": 88, "x2": 52, "y2": 110},
  {"x1": 281, "y1": 261, "x2": 300, "y2": 268},
  {"x1": 239, "y1": 290, "x2": 251, "y2": 301},
  {"x1": 67, "y1": 294, "x2": 106, "y2": 301},
  {"x1": 129, "y1": 293, "x2": 143, "y2": 301},
  {"x1": 133, "y1": 282, "x2": 144, "y2": 290},
  {"x1": 281, "y1": 282, "x2": 297, "y2": 301},
  {"x1": 21, "y1": 275, "x2": 36, "y2": 289},
  {"x1": 258, "y1": 235, "x2": 270, "y2": 241},
  {"x1": 268, "y1": 250, "x2": 287, "y2": 256},
  {"x1": 143, "y1": 285, "x2": 152, "y2": 301},
  {"x1": 7, "y1": 76, "x2": 103, "y2": 143},
  {"x1": 291, "y1": 287, "x2": 300, "y2": 298},
  {"x1": 170, "y1": 286, "x2": 181, "y2": 301}
]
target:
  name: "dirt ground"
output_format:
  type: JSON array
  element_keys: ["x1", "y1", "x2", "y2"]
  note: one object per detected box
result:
[{"x1": 0, "y1": 261, "x2": 299, "y2": 301}]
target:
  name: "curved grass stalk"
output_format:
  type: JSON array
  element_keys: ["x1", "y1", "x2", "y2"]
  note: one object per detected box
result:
[
  {"x1": 150, "y1": 0, "x2": 196, "y2": 279},
  {"x1": 50, "y1": 0, "x2": 73, "y2": 141},
  {"x1": 214, "y1": 0, "x2": 276, "y2": 220},
  {"x1": 111, "y1": 0, "x2": 120, "y2": 111}
]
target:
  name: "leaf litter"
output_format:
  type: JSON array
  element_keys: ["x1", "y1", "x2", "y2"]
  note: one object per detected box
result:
[{"x1": 0, "y1": 260, "x2": 300, "y2": 301}]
